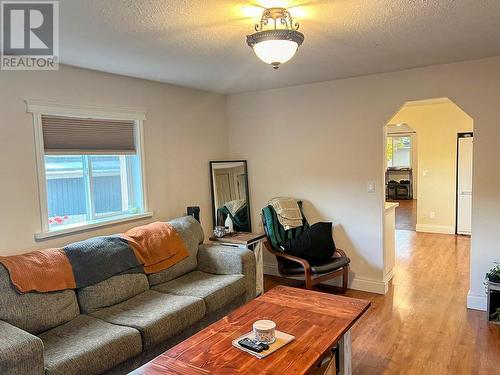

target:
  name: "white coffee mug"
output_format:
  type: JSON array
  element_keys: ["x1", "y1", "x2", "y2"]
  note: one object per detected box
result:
[{"x1": 253, "y1": 320, "x2": 276, "y2": 344}]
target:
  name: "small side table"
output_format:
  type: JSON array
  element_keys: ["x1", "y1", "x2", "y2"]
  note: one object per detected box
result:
[{"x1": 209, "y1": 232, "x2": 266, "y2": 296}]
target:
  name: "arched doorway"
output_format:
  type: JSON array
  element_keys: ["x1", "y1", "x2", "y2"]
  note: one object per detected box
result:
[{"x1": 381, "y1": 97, "x2": 474, "y2": 295}]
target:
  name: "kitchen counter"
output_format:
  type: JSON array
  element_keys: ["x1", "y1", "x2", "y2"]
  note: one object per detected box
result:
[{"x1": 385, "y1": 201, "x2": 400, "y2": 211}]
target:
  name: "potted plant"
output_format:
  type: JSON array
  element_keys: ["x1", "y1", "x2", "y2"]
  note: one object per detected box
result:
[
  {"x1": 486, "y1": 262, "x2": 500, "y2": 323},
  {"x1": 486, "y1": 262, "x2": 500, "y2": 284},
  {"x1": 490, "y1": 307, "x2": 500, "y2": 322}
]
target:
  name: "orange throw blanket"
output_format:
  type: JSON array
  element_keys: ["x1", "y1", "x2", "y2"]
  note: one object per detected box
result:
[
  {"x1": 0, "y1": 248, "x2": 76, "y2": 293},
  {"x1": 122, "y1": 221, "x2": 189, "y2": 274},
  {"x1": 0, "y1": 221, "x2": 189, "y2": 294}
]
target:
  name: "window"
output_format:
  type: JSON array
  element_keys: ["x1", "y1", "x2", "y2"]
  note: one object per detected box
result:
[
  {"x1": 27, "y1": 101, "x2": 150, "y2": 238},
  {"x1": 45, "y1": 155, "x2": 144, "y2": 230},
  {"x1": 387, "y1": 135, "x2": 412, "y2": 168}
]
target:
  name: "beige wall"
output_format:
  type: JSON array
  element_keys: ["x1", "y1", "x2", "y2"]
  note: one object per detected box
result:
[
  {"x1": 0, "y1": 65, "x2": 227, "y2": 254},
  {"x1": 227, "y1": 57, "x2": 500, "y2": 308},
  {"x1": 0, "y1": 57, "x2": 498, "y2": 311},
  {"x1": 389, "y1": 101, "x2": 473, "y2": 233}
]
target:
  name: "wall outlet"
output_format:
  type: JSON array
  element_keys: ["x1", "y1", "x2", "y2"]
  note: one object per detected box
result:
[
  {"x1": 429, "y1": 211, "x2": 436, "y2": 219},
  {"x1": 367, "y1": 182, "x2": 376, "y2": 193}
]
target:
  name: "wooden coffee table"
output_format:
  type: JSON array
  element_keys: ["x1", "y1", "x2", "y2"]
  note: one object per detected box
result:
[{"x1": 131, "y1": 286, "x2": 370, "y2": 375}]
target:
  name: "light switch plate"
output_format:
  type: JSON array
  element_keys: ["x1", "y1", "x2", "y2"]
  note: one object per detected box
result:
[{"x1": 368, "y1": 182, "x2": 376, "y2": 193}]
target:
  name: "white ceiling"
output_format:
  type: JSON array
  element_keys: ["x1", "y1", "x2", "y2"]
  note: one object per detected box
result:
[{"x1": 60, "y1": 0, "x2": 500, "y2": 94}]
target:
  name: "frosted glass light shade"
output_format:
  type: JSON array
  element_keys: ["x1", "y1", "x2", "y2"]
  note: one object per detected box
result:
[
  {"x1": 247, "y1": 28, "x2": 304, "y2": 68},
  {"x1": 252, "y1": 39, "x2": 299, "y2": 66}
]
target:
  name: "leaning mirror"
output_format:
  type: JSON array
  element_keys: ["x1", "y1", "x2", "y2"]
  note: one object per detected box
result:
[{"x1": 209, "y1": 160, "x2": 251, "y2": 232}]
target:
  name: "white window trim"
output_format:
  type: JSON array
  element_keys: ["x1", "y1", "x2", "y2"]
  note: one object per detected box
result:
[
  {"x1": 387, "y1": 133, "x2": 413, "y2": 168},
  {"x1": 33, "y1": 213, "x2": 154, "y2": 240},
  {"x1": 26, "y1": 99, "x2": 151, "y2": 240}
]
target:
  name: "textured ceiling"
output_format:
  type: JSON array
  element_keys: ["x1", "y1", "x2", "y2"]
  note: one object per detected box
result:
[{"x1": 60, "y1": 0, "x2": 500, "y2": 93}]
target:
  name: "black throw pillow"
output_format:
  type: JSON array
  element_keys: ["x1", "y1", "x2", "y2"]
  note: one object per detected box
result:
[{"x1": 283, "y1": 222, "x2": 335, "y2": 264}]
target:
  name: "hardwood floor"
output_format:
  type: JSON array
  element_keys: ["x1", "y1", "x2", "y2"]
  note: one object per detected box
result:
[
  {"x1": 387, "y1": 199, "x2": 417, "y2": 231},
  {"x1": 264, "y1": 230, "x2": 500, "y2": 374}
]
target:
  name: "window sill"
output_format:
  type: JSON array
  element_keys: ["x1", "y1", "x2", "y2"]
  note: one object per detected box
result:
[{"x1": 34, "y1": 212, "x2": 153, "y2": 241}]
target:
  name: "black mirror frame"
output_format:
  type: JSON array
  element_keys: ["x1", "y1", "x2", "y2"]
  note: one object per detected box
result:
[{"x1": 209, "y1": 160, "x2": 252, "y2": 232}]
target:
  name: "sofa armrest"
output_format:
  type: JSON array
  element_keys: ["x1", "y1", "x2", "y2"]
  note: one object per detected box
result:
[
  {"x1": 0, "y1": 320, "x2": 44, "y2": 375},
  {"x1": 197, "y1": 244, "x2": 256, "y2": 302}
]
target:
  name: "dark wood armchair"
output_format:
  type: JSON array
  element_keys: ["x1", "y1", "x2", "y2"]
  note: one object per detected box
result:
[
  {"x1": 263, "y1": 240, "x2": 350, "y2": 293},
  {"x1": 261, "y1": 202, "x2": 350, "y2": 293}
]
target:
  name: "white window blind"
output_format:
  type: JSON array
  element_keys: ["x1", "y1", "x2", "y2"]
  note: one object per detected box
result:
[{"x1": 41, "y1": 115, "x2": 136, "y2": 154}]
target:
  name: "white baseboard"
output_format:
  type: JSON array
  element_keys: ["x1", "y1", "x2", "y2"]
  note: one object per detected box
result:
[
  {"x1": 383, "y1": 269, "x2": 394, "y2": 288},
  {"x1": 263, "y1": 262, "x2": 388, "y2": 295},
  {"x1": 350, "y1": 276, "x2": 388, "y2": 294},
  {"x1": 416, "y1": 224, "x2": 455, "y2": 234},
  {"x1": 467, "y1": 291, "x2": 487, "y2": 311}
]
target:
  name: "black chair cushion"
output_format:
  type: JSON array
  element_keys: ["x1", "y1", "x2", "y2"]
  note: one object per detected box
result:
[
  {"x1": 279, "y1": 256, "x2": 350, "y2": 275},
  {"x1": 283, "y1": 222, "x2": 335, "y2": 261}
]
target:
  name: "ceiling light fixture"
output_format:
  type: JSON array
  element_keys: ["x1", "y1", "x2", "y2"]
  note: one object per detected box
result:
[{"x1": 246, "y1": 7, "x2": 304, "y2": 69}]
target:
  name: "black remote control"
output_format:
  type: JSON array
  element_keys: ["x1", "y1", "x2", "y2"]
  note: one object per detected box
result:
[
  {"x1": 238, "y1": 338, "x2": 264, "y2": 353},
  {"x1": 259, "y1": 342, "x2": 270, "y2": 350}
]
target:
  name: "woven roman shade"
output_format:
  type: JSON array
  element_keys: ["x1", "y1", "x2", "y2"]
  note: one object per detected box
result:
[{"x1": 41, "y1": 115, "x2": 136, "y2": 154}]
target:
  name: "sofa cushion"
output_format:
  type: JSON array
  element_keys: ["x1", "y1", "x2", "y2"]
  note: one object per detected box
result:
[
  {"x1": 90, "y1": 290, "x2": 205, "y2": 350},
  {"x1": 152, "y1": 271, "x2": 246, "y2": 313},
  {"x1": 77, "y1": 273, "x2": 149, "y2": 314},
  {"x1": 38, "y1": 315, "x2": 142, "y2": 375},
  {"x1": 147, "y1": 216, "x2": 204, "y2": 286},
  {"x1": 0, "y1": 264, "x2": 79, "y2": 335},
  {"x1": 0, "y1": 320, "x2": 44, "y2": 375}
]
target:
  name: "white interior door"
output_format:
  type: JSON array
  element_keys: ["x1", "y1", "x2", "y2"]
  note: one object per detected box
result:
[
  {"x1": 214, "y1": 173, "x2": 231, "y2": 208},
  {"x1": 457, "y1": 135, "x2": 473, "y2": 235}
]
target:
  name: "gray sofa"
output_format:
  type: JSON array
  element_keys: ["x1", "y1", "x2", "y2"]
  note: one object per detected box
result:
[{"x1": 0, "y1": 216, "x2": 256, "y2": 375}]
